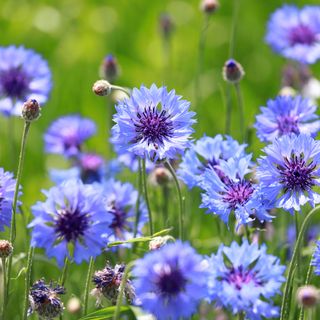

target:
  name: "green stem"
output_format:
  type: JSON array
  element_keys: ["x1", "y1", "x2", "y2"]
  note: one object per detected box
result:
[
  {"x1": 22, "y1": 246, "x2": 34, "y2": 320},
  {"x1": 229, "y1": 0, "x2": 240, "y2": 58},
  {"x1": 133, "y1": 159, "x2": 143, "y2": 238},
  {"x1": 113, "y1": 262, "x2": 133, "y2": 320},
  {"x1": 280, "y1": 205, "x2": 320, "y2": 320},
  {"x1": 165, "y1": 161, "x2": 184, "y2": 240},
  {"x1": 141, "y1": 158, "x2": 153, "y2": 235},
  {"x1": 5, "y1": 121, "x2": 31, "y2": 315},
  {"x1": 59, "y1": 257, "x2": 69, "y2": 286},
  {"x1": 110, "y1": 85, "x2": 131, "y2": 97},
  {"x1": 83, "y1": 257, "x2": 94, "y2": 315},
  {"x1": 1, "y1": 258, "x2": 6, "y2": 319},
  {"x1": 225, "y1": 84, "x2": 232, "y2": 135},
  {"x1": 162, "y1": 185, "x2": 170, "y2": 228},
  {"x1": 234, "y1": 82, "x2": 245, "y2": 142},
  {"x1": 295, "y1": 211, "x2": 301, "y2": 284}
]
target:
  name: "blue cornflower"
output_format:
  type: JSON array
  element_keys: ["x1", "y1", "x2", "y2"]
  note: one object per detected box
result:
[
  {"x1": 200, "y1": 155, "x2": 273, "y2": 226},
  {"x1": 111, "y1": 84, "x2": 196, "y2": 161},
  {"x1": 132, "y1": 241, "x2": 209, "y2": 320},
  {"x1": 102, "y1": 179, "x2": 148, "y2": 244},
  {"x1": 0, "y1": 45, "x2": 51, "y2": 117},
  {"x1": 266, "y1": 5, "x2": 320, "y2": 64},
  {"x1": 256, "y1": 134, "x2": 320, "y2": 213},
  {"x1": 255, "y1": 95, "x2": 320, "y2": 143},
  {"x1": 44, "y1": 115, "x2": 96, "y2": 158},
  {"x1": 312, "y1": 241, "x2": 320, "y2": 276},
  {"x1": 29, "y1": 179, "x2": 112, "y2": 267},
  {"x1": 207, "y1": 240, "x2": 286, "y2": 320},
  {"x1": 178, "y1": 134, "x2": 247, "y2": 189},
  {"x1": 0, "y1": 168, "x2": 21, "y2": 231}
]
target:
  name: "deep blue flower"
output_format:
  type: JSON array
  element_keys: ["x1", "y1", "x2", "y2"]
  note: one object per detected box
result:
[
  {"x1": 0, "y1": 168, "x2": 21, "y2": 231},
  {"x1": 111, "y1": 84, "x2": 196, "y2": 161},
  {"x1": 44, "y1": 115, "x2": 96, "y2": 158},
  {"x1": 312, "y1": 241, "x2": 320, "y2": 276},
  {"x1": 102, "y1": 179, "x2": 148, "y2": 244},
  {"x1": 29, "y1": 179, "x2": 112, "y2": 267},
  {"x1": 0, "y1": 45, "x2": 51, "y2": 117},
  {"x1": 132, "y1": 241, "x2": 209, "y2": 320},
  {"x1": 200, "y1": 155, "x2": 273, "y2": 226},
  {"x1": 255, "y1": 95, "x2": 320, "y2": 143},
  {"x1": 178, "y1": 135, "x2": 247, "y2": 189},
  {"x1": 266, "y1": 5, "x2": 320, "y2": 64},
  {"x1": 256, "y1": 134, "x2": 320, "y2": 213},
  {"x1": 207, "y1": 240, "x2": 286, "y2": 320}
]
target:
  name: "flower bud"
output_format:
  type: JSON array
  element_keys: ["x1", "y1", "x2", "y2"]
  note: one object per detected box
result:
[
  {"x1": 100, "y1": 55, "x2": 119, "y2": 83},
  {"x1": 159, "y1": 13, "x2": 174, "y2": 39},
  {"x1": 22, "y1": 99, "x2": 40, "y2": 122},
  {"x1": 200, "y1": 0, "x2": 219, "y2": 14},
  {"x1": 66, "y1": 297, "x2": 81, "y2": 314},
  {"x1": 92, "y1": 80, "x2": 112, "y2": 96},
  {"x1": 149, "y1": 166, "x2": 172, "y2": 186},
  {"x1": 297, "y1": 285, "x2": 320, "y2": 308},
  {"x1": 149, "y1": 236, "x2": 172, "y2": 251},
  {"x1": 222, "y1": 59, "x2": 245, "y2": 83},
  {"x1": 0, "y1": 240, "x2": 13, "y2": 258}
]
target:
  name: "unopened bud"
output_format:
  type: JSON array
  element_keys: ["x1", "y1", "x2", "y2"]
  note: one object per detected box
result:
[
  {"x1": 92, "y1": 80, "x2": 112, "y2": 96},
  {"x1": 297, "y1": 285, "x2": 320, "y2": 308},
  {"x1": 150, "y1": 167, "x2": 172, "y2": 186},
  {"x1": 201, "y1": 0, "x2": 219, "y2": 14},
  {"x1": 0, "y1": 240, "x2": 13, "y2": 258},
  {"x1": 22, "y1": 99, "x2": 40, "y2": 122},
  {"x1": 159, "y1": 13, "x2": 174, "y2": 39},
  {"x1": 149, "y1": 236, "x2": 172, "y2": 251},
  {"x1": 66, "y1": 297, "x2": 81, "y2": 314},
  {"x1": 223, "y1": 59, "x2": 245, "y2": 83},
  {"x1": 100, "y1": 55, "x2": 120, "y2": 83}
]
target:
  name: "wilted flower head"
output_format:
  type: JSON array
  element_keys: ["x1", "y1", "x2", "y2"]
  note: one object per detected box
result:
[
  {"x1": 28, "y1": 279, "x2": 65, "y2": 319},
  {"x1": 100, "y1": 55, "x2": 120, "y2": 83},
  {"x1": 0, "y1": 240, "x2": 13, "y2": 258},
  {"x1": 112, "y1": 84, "x2": 196, "y2": 161},
  {"x1": 178, "y1": 135, "x2": 247, "y2": 189},
  {"x1": 44, "y1": 115, "x2": 96, "y2": 158},
  {"x1": 207, "y1": 240, "x2": 285, "y2": 319},
  {"x1": 92, "y1": 263, "x2": 135, "y2": 305},
  {"x1": 255, "y1": 95, "x2": 320, "y2": 143},
  {"x1": 29, "y1": 179, "x2": 111, "y2": 267},
  {"x1": 132, "y1": 241, "x2": 209, "y2": 320},
  {"x1": 0, "y1": 45, "x2": 51, "y2": 117},
  {"x1": 0, "y1": 168, "x2": 21, "y2": 232},
  {"x1": 257, "y1": 134, "x2": 320, "y2": 212},
  {"x1": 223, "y1": 59, "x2": 244, "y2": 83},
  {"x1": 266, "y1": 5, "x2": 320, "y2": 64}
]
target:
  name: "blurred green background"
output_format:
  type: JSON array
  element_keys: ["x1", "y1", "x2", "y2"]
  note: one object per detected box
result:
[{"x1": 1, "y1": 0, "x2": 320, "y2": 318}]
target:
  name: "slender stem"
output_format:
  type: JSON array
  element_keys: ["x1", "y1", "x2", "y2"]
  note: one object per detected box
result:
[
  {"x1": 162, "y1": 185, "x2": 170, "y2": 228},
  {"x1": 83, "y1": 257, "x2": 94, "y2": 315},
  {"x1": 165, "y1": 161, "x2": 183, "y2": 240},
  {"x1": 5, "y1": 121, "x2": 31, "y2": 314},
  {"x1": 22, "y1": 246, "x2": 34, "y2": 320},
  {"x1": 234, "y1": 82, "x2": 245, "y2": 142},
  {"x1": 238, "y1": 312, "x2": 245, "y2": 320},
  {"x1": 59, "y1": 257, "x2": 69, "y2": 286},
  {"x1": 295, "y1": 211, "x2": 301, "y2": 284},
  {"x1": 229, "y1": 0, "x2": 240, "y2": 58},
  {"x1": 1, "y1": 258, "x2": 6, "y2": 319},
  {"x1": 280, "y1": 205, "x2": 320, "y2": 320},
  {"x1": 113, "y1": 262, "x2": 133, "y2": 320},
  {"x1": 110, "y1": 85, "x2": 131, "y2": 97},
  {"x1": 225, "y1": 84, "x2": 232, "y2": 135},
  {"x1": 141, "y1": 158, "x2": 153, "y2": 235},
  {"x1": 133, "y1": 159, "x2": 143, "y2": 238}
]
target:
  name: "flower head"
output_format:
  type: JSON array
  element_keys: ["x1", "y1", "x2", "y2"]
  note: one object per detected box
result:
[
  {"x1": 255, "y1": 95, "x2": 320, "y2": 143},
  {"x1": 0, "y1": 45, "x2": 51, "y2": 117},
  {"x1": 200, "y1": 155, "x2": 273, "y2": 226},
  {"x1": 0, "y1": 240, "x2": 13, "y2": 258},
  {"x1": 44, "y1": 115, "x2": 96, "y2": 158},
  {"x1": 29, "y1": 279, "x2": 65, "y2": 319},
  {"x1": 29, "y1": 179, "x2": 111, "y2": 267},
  {"x1": 207, "y1": 240, "x2": 285, "y2": 319},
  {"x1": 112, "y1": 84, "x2": 196, "y2": 161},
  {"x1": 266, "y1": 5, "x2": 320, "y2": 64},
  {"x1": 132, "y1": 241, "x2": 209, "y2": 320},
  {"x1": 222, "y1": 59, "x2": 245, "y2": 83},
  {"x1": 0, "y1": 168, "x2": 21, "y2": 231},
  {"x1": 99, "y1": 54, "x2": 120, "y2": 83},
  {"x1": 256, "y1": 134, "x2": 320, "y2": 212},
  {"x1": 178, "y1": 135, "x2": 247, "y2": 189}
]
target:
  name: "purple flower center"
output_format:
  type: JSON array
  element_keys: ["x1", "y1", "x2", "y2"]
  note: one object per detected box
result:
[
  {"x1": 278, "y1": 153, "x2": 317, "y2": 192},
  {"x1": 222, "y1": 266, "x2": 262, "y2": 290},
  {"x1": 222, "y1": 179, "x2": 254, "y2": 209},
  {"x1": 157, "y1": 267, "x2": 186, "y2": 296},
  {"x1": 108, "y1": 205, "x2": 128, "y2": 237},
  {"x1": 54, "y1": 208, "x2": 89, "y2": 242},
  {"x1": 289, "y1": 25, "x2": 316, "y2": 46},
  {"x1": 0, "y1": 67, "x2": 30, "y2": 99},
  {"x1": 133, "y1": 106, "x2": 174, "y2": 148},
  {"x1": 277, "y1": 115, "x2": 300, "y2": 135}
]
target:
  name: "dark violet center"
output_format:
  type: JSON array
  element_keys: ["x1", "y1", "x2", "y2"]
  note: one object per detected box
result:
[
  {"x1": 54, "y1": 208, "x2": 89, "y2": 242},
  {"x1": 222, "y1": 266, "x2": 262, "y2": 290},
  {"x1": 278, "y1": 153, "x2": 317, "y2": 192},
  {"x1": 157, "y1": 268, "x2": 186, "y2": 296},
  {"x1": 133, "y1": 106, "x2": 174, "y2": 148},
  {"x1": 222, "y1": 179, "x2": 254, "y2": 209},
  {"x1": 109, "y1": 205, "x2": 128, "y2": 235},
  {"x1": 289, "y1": 24, "x2": 316, "y2": 46},
  {"x1": 277, "y1": 115, "x2": 299, "y2": 135},
  {"x1": 0, "y1": 67, "x2": 29, "y2": 99}
]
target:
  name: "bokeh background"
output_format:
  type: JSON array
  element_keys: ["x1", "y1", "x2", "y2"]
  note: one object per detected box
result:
[{"x1": 1, "y1": 0, "x2": 320, "y2": 318}]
